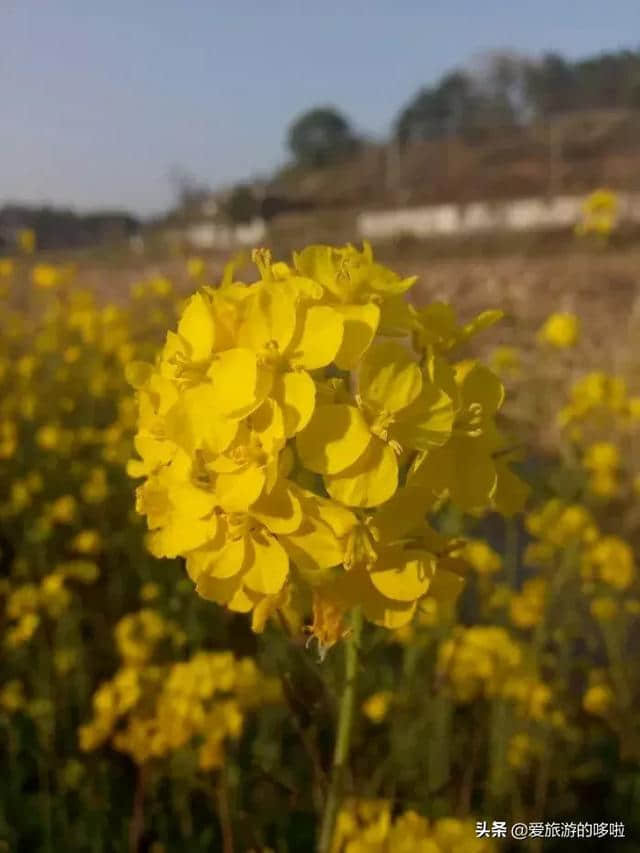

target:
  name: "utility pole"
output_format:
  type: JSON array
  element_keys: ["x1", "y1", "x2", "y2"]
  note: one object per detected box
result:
[
  {"x1": 385, "y1": 137, "x2": 402, "y2": 201},
  {"x1": 547, "y1": 119, "x2": 562, "y2": 199}
]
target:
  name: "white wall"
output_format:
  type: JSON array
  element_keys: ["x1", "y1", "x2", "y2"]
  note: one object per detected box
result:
[
  {"x1": 357, "y1": 193, "x2": 640, "y2": 240},
  {"x1": 183, "y1": 219, "x2": 266, "y2": 249}
]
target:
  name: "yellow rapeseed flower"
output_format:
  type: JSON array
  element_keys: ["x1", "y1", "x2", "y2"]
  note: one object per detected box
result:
[
  {"x1": 362, "y1": 691, "x2": 392, "y2": 723},
  {"x1": 583, "y1": 684, "x2": 615, "y2": 717},
  {"x1": 537, "y1": 312, "x2": 580, "y2": 349},
  {"x1": 128, "y1": 243, "x2": 525, "y2": 642}
]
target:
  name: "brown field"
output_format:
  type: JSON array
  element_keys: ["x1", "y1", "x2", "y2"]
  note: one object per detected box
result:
[{"x1": 39, "y1": 234, "x2": 640, "y2": 453}]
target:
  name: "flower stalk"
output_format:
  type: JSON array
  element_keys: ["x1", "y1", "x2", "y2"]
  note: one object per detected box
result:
[{"x1": 317, "y1": 607, "x2": 362, "y2": 853}]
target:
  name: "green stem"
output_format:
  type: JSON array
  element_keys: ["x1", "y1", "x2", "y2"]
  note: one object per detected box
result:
[
  {"x1": 504, "y1": 517, "x2": 519, "y2": 589},
  {"x1": 426, "y1": 690, "x2": 452, "y2": 798},
  {"x1": 487, "y1": 698, "x2": 511, "y2": 811},
  {"x1": 317, "y1": 608, "x2": 362, "y2": 853}
]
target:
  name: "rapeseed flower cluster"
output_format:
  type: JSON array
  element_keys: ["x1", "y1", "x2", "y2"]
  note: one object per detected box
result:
[
  {"x1": 79, "y1": 610, "x2": 281, "y2": 769},
  {"x1": 575, "y1": 188, "x2": 619, "y2": 241},
  {"x1": 558, "y1": 372, "x2": 630, "y2": 433},
  {"x1": 524, "y1": 498, "x2": 636, "y2": 592},
  {"x1": 537, "y1": 312, "x2": 580, "y2": 349},
  {"x1": 129, "y1": 244, "x2": 527, "y2": 645},
  {"x1": 556, "y1": 370, "x2": 640, "y2": 506},
  {"x1": 436, "y1": 626, "x2": 522, "y2": 702},
  {"x1": 332, "y1": 800, "x2": 494, "y2": 853}
]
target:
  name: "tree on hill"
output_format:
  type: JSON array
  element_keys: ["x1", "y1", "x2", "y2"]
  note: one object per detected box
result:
[
  {"x1": 524, "y1": 53, "x2": 577, "y2": 116},
  {"x1": 395, "y1": 55, "x2": 533, "y2": 145},
  {"x1": 524, "y1": 49, "x2": 640, "y2": 116},
  {"x1": 225, "y1": 184, "x2": 259, "y2": 224},
  {"x1": 396, "y1": 49, "x2": 640, "y2": 144},
  {"x1": 394, "y1": 69, "x2": 508, "y2": 144},
  {"x1": 396, "y1": 71, "x2": 488, "y2": 143},
  {"x1": 287, "y1": 107, "x2": 361, "y2": 169}
]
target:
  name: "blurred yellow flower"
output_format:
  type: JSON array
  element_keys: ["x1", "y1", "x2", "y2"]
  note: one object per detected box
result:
[
  {"x1": 362, "y1": 691, "x2": 392, "y2": 723},
  {"x1": 575, "y1": 188, "x2": 618, "y2": 240},
  {"x1": 40, "y1": 572, "x2": 71, "y2": 618},
  {"x1": 585, "y1": 536, "x2": 635, "y2": 590},
  {"x1": 186, "y1": 257, "x2": 205, "y2": 279},
  {"x1": 590, "y1": 596, "x2": 618, "y2": 622},
  {"x1": 583, "y1": 441, "x2": 619, "y2": 472},
  {"x1": 507, "y1": 732, "x2": 535, "y2": 769},
  {"x1": 510, "y1": 577, "x2": 547, "y2": 629},
  {"x1": 140, "y1": 582, "x2": 161, "y2": 602},
  {"x1": 583, "y1": 684, "x2": 615, "y2": 717},
  {"x1": 5, "y1": 613, "x2": 40, "y2": 648},
  {"x1": 48, "y1": 495, "x2": 78, "y2": 524},
  {"x1": 0, "y1": 258, "x2": 15, "y2": 278},
  {"x1": 463, "y1": 540, "x2": 502, "y2": 575},
  {"x1": 32, "y1": 263, "x2": 65, "y2": 289},
  {"x1": 54, "y1": 648, "x2": 79, "y2": 675},
  {"x1": 0, "y1": 420, "x2": 17, "y2": 458},
  {"x1": 70, "y1": 529, "x2": 102, "y2": 555},
  {"x1": 36, "y1": 424, "x2": 62, "y2": 450},
  {"x1": 0, "y1": 679, "x2": 25, "y2": 712},
  {"x1": 537, "y1": 312, "x2": 580, "y2": 349},
  {"x1": 489, "y1": 345, "x2": 521, "y2": 378},
  {"x1": 18, "y1": 228, "x2": 36, "y2": 254}
]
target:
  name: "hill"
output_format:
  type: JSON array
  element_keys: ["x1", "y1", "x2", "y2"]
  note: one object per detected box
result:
[{"x1": 268, "y1": 109, "x2": 640, "y2": 212}]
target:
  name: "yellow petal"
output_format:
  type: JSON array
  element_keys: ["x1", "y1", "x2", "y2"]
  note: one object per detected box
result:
[
  {"x1": 148, "y1": 372, "x2": 180, "y2": 415},
  {"x1": 280, "y1": 517, "x2": 345, "y2": 580},
  {"x1": 461, "y1": 309, "x2": 504, "y2": 342},
  {"x1": 369, "y1": 548, "x2": 434, "y2": 602},
  {"x1": 292, "y1": 245, "x2": 341, "y2": 296},
  {"x1": 296, "y1": 404, "x2": 371, "y2": 474},
  {"x1": 371, "y1": 600, "x2": 417, "y2": 629},
  {"x1": 125, "y1": 361, "x2": 153, "y2": 389},
  {"x1": 379, "y1": 295, "x2": 418, "y2": 335},
  {"x1": 391, "y1": 383, "x2": 454, "y2": 451},
  {"x1": 287, "y1": 305, "x2": 343, "y2": 370},
  {"x1": 369, "y1": 486, "x2": 434, "y2": 544},
  {"x1": 251, "y1": 478, "x2": 303, "y2": 534},
  {"x1": 227, "y1": 585, "x2": 255, "y2": 613},
  {"x1": 278, "y1": 446, "x2": 295, "y2": 479},
  {"x1": 426, "y1": 568, "x2": 465, "y2": 605},
  {"x1": 457, "y1": 362, "x2": 504, "y2": 414},
  {"x1": 187, "y1": 536, "x2": 246, "y2": 582},
  {"x1": 492, "y1": 460, "x2": 530, "y2": 517},
  {"x1": 331, "y1": 566, "x2": 417, "y2": 628},
  {"x1": 359, "y1": 341, "x2": 422, "y2": 414},
  {"x1": 237, "y1": 285, "x2": 297, "y2": 354},
  {"x1": 410, "y1": 437, "x2": 497, "y2": 511},
  {"x1": 325, "y1": 439, "x2": 398, "y2": 507},
  {"x1": 250, "y1": 397, "x2": 285, "y2": 454},
  {"x1": 273, "y1": 370, "x2": 316, "y2": 437},
  {"x1": 251, "y1": 480, "x2": 302, "y2": 533},
  {"x1": 305, "y1": 491, "x2": 358, "y2": 538},
  {"x1": 132, "y1": 434, "x2": 176, "y2": 472},
  {"x1": 243, "y1": 531, "x2": 289, "y2": 595},
  {"x1": 207, "y1": 348, "x2": 272, "y2": 419},
  {"x1": 197, "y1": 573, "x2": 243, "y2": 606},
  {"x1": 164, "y1": 384, "x2": 238, "y2": 455},
  {"x1": 148, "y1": 515, "x2": 217, "y2": 559},
  {"x1": 334, "y1": 303, "x2": 380, "y2": 370},
  {"x1": 177, "y1": 292, "x2": 215, "y2": 361},
  {"x1": 214, "y1": 465, "x2": 266, "y2": 512},
  {"x1": 370, "y1": 264, "x2": 416, "y2": 296}
]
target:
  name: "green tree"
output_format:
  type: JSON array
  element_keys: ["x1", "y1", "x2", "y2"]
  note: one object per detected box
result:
[
  {"x1": 225, "y1": 184, "x2": 259, "y2": 225},
  {"x1": 287, "y1": 107, "x2": 360, "y2": 168},
  {"x1": 524, "y1": 53, "x2": 577, "y2": 116},
  {"x1": 394, "y1": 71, "x2": 487, "y2": 143}
]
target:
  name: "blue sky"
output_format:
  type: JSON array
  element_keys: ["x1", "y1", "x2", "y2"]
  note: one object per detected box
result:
[{"x1": 2, "y1": 1, "x2": 638, "y2": 217}]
